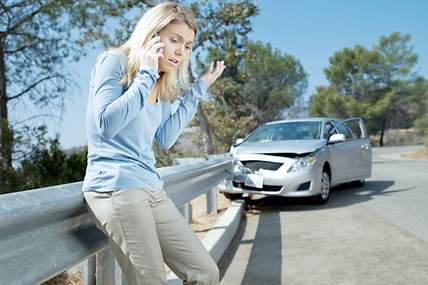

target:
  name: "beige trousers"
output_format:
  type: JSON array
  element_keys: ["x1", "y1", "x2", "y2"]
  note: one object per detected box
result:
[{"x1": 83, "y1": 188, "x2": 219, "y2": 285}]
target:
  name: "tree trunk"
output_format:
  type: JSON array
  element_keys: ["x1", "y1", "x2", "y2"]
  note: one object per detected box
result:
[
  {"x1": 379, "y1": 130, "x2": 385, "y2": 147},
  {"x1": 195, "y1": 105, "x2": 214, "y2": 156},
  {"x1": 379, "y1": 119, "x2": 387, "y2": 147},
  {"x1": 0, "y1": 46, "x2": 13, "y2": 168},
  {"x1": 188, "y1": 65, "x2": 215, "y2": 156}
]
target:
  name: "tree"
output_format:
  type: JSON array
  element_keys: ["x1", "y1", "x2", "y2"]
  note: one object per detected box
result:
[
  {"x1": 186, "y1": 0, "x2": 258, "y2": 155},
  {"x1": 192, "y1": 41, "x2": 308, "y2": 152},
  {"x1": 0, "y1": 134, "x2": 88, "y2": 195},
  {"x1": 309, "y1": 32, "x2": 425, "y2": 146},
  {"x1": 415, "y1": 114, "x2": 428, "y2": 147},
  {"x1": 0, "y1": 0, "x2": 155, "y2": 171},
  {"x1": 74, "y1": 0, "x2": 259, "y2": 156},
  {"x1": 1, "y1": 0, "x2": 258, "y2": 172},
  {"x1": 412, "y1": 78, "x2": 428, "y2": 146}
]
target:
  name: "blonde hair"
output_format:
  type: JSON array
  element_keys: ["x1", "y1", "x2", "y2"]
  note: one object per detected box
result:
[{"x1": 117, "y1": 2, "x2": 198, "y2": 101}]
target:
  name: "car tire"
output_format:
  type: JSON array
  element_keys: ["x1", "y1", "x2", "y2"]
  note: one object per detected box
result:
[
  {"x1": 350, "y1": 179, "x2": 365, "y2": 188},
  {"x1": 314, "y1": 170, "x2": 331, "y2": 205},
  {"x1": 223, "y1": 192, "x2": 243, "y2": 200}
]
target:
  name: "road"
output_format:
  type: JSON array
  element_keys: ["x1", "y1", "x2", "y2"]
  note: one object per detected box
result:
[{"x1": 219, "y1": 145, "x2": 428, "y2": 285}]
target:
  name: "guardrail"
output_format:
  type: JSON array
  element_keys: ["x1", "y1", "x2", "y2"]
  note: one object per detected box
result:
[{"x1": 0, "y1": 155, "x2": 232, "y2": 285}]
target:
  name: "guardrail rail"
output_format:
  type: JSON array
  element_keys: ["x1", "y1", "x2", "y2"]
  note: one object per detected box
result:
[{"x1": 0, "y1": 155, "x2": 232, "y2": 285}]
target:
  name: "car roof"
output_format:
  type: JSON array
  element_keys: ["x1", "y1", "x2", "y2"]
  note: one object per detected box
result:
[{"x1": 264, "y1": 117, "x2": 337, "y2": 125}]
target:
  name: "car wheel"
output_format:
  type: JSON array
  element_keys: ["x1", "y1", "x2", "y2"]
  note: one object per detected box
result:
[
  {"x1": 314, "y1": 171, "x2": 330, "y2": 205},
  {"x1": 350, "y1": 179, "x2": 365, "y2": 188},
  {"x1": 223, "y1": 192, "x2": 243, "y2": 200}
]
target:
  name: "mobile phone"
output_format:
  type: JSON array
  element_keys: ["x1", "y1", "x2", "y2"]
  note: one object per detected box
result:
[{"x1": 152, "y1": 32, "x2": 162, "y2": 53}]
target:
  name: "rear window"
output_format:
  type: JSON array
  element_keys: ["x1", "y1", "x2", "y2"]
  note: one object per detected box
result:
[{"x1": 246, "y1": 121, "x2": 322, "y2": 142}]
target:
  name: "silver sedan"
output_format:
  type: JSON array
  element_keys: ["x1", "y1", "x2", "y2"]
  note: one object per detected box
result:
[{"x1": 221, "y1": 117, "x2": 372, "y2": 204}]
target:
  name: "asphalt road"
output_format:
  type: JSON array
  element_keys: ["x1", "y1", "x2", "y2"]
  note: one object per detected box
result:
[{"x1": 219, "y1": 145, "x2": 428, "y2": 285}]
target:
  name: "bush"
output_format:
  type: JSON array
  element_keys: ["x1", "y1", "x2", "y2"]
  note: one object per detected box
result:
[
  {"x1": 414, "y1": 115, "x2": 428, "y2": 147},
  {"x1": 370, "y1": 128, "x2": 423, "y2": 146}
]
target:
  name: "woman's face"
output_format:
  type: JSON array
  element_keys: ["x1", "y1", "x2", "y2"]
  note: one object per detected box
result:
[{"x1": 157, "y1": 21, "x2": 195, "y2": 73}]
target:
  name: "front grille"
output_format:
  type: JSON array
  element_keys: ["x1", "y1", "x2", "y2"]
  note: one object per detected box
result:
[
  {"x1": 233, "y1": 181, "x2": 283, "y2": 192},
  {"x1": 242, "y1": 161, "x2": 282, "y2": 171}
]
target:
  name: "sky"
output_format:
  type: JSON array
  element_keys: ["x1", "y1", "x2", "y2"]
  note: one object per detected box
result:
[{"x1": 47, "y1": 0, "x2": 428, "y2": 149}]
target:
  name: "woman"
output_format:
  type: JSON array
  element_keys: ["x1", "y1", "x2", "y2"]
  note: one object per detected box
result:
[{"x1": 82, "y1": 2, "x2": 225, "y2": 285}]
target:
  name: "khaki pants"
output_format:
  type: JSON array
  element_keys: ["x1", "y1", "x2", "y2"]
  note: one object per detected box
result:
[{"x1": 83, "y1": 188, "x2": 219, "y2": 285}]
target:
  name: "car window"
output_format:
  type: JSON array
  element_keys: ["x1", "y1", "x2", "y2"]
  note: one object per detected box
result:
[
  {"x1": 335, "y1": 123, "x2": 354, "y2": 140},
  {"x1": 346, "y1": 120, "x2": 365, "y2": 139},
  {"x1": 246, "y1": 121, "x2": 322, "y2": 142},
  {"x1": 324, "y1": 122, "x2": 336, "y2": 139}
]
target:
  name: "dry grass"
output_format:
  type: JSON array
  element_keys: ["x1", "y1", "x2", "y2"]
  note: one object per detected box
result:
[
  {"x1": 190, "y1": 189, "x2": 232, "y2": 239},
  {"x1": 44, "y1": 190, "x2": 231, "y2": 284},
  {"x1": 41, "y1": 272, "x2": 84, "y2": 285},
  {"x1": 401, "y1": 147, "x2": 428, "y2": 160},
  {"x1": 370, "y1": 128, "x2": 424, "y2": 146}
]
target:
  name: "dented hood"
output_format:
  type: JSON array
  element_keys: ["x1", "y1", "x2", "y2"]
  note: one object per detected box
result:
[{"x1": 235, "y1": 139, "x2": 326, "y2": 155}]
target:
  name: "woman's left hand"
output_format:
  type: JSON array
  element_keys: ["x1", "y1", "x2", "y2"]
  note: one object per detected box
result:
[{"x1": 200, "y1": 61, "x2": 226, "y2": 88}]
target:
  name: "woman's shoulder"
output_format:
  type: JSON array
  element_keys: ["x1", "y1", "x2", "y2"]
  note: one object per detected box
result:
[{"x1": 95, "y1": 49, "x2": 128, "y2": 71}]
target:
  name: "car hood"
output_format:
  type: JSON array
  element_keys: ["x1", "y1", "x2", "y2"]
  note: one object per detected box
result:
[{"x1": 235, "y1": 139, "x2": 326, "y2": 155}]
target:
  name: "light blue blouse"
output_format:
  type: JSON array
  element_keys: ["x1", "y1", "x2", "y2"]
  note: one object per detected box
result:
[{"x1": 82, "y1": 50, "x2": 208, "y2": 192}]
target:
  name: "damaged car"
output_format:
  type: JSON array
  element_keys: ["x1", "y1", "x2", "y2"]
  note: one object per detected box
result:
[{"x1": 222, "y1": 117, "x2": 372, "y2": 204}]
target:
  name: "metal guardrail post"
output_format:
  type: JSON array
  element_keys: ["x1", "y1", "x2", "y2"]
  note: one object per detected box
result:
[
  {"x1": 86, "y1": 256, "x2": 97, "y2": 285},
  {"x1": 188, "y1": 202, "x2": 193, "y2": 223},
  {"x1": 121, "y1": 271, "x2": 128, "y2": 285},
  {"x1": 206, "y1": 189, "x2": 217, "y2": 214},
  {"x1": 96, "y1": 248, "x2": 122, "y2": 285},
  {"x1": 178, "y1": 203, "x2": 192, "y2": 224}
]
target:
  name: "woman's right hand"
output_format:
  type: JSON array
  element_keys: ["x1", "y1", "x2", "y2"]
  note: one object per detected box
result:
[{"x1": 139, "y1": 36, "x2": 164, "y2": 72}]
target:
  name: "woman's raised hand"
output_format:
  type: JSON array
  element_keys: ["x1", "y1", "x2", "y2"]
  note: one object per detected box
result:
[
  {"x1": 139, "y1": 36, "x2": 164, "y2": 72},
  {"x1": 200, "y1": 61, "x2": 226, "y2": 88}
]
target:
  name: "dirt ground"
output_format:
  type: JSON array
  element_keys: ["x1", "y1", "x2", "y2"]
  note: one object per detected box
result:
[
  {"x1": 42, "y1": 190, "x2": 232, "y2": 285},
  {"x1": 401, "y1": 147, "x2": 428, "y2": 160},
  {"x1": 189, "y1": 189, "x2": 232, "y2": 240}
]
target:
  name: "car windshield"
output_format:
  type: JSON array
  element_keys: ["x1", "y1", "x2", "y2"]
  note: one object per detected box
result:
[{"x1": 246, "y1": 121, "x2": 322, "y2": 142}]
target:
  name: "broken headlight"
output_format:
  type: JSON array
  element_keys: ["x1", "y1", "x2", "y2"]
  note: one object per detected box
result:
[{"x1": 287, "y1": 154, "x2": 317, "y2": 173}]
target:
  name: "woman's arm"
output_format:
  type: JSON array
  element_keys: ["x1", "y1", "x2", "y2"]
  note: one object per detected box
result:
[
  {"x1": 154, "y1": 79, "x2": 208, "y2": 149},
  {"x1": 92, "y1": 51, "x2": 159, "y2": 140}
]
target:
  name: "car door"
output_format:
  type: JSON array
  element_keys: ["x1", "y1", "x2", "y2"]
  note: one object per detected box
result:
[
  {"x1": 326, "y1": 121, "x2": 355, "y2": 183},
  {"x1": 347, "y1": 118, "x2": 371, "y2": 178},
  {"x1": 328, "y1": 118, "x2": 371, "y2": 183}
]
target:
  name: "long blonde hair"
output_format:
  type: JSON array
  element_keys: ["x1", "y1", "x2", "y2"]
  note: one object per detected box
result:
[{"x1": 117, "y1": 2, "x2": 198, "y2": 101}]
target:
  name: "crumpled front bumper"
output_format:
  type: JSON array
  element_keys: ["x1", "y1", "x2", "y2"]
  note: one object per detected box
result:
[{"x1": 220, "y1": 157, "x2": 323, "y2": 198}]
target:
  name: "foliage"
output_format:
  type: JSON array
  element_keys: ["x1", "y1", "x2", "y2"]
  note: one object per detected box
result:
[
  {"x1": 0, "y1": 135, "x2": 87, "y2": 195},
  {"x1": 309, "y1": 32, "x2": 428, "y2": 146},
  {"x1": 1, "y1": 0, "x2": 258, "y2": 191},
  {"x1": 415, "y1": 115, "x2": 428, "y2": 147},
  {"x1": 194, "y1": 41, "x2": 308, "y2": 151},
  {"x1": 1, "y1": 0, "x2": 155, "y2": 167},
  {"x1": 154, "y1": 143, "x2": 196, "y2": 167},
  {"x1": 1, "y1": 0, "x2": 259, "y2": 167}
]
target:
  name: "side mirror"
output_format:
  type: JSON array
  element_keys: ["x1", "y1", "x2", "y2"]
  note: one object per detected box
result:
[
  {"x1": 234, "y1": 138, "x2": 244, "y2": 145},
  {"x1": 329, "y1": 133, "x2": 346, "y2": 143}
]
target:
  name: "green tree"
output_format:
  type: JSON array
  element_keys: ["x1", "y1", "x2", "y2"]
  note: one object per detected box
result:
[
  {"x1": 0, "y1": 134, "x2": 88, "y2": 195},
  {"x1": 188, "y1": 0, "x2": 258, "y2": 155},
  {"x1": 1, "y1": 0, "x2": 155, "y2": 171},
  {"x1": 415, "y1": 115, "x2": 428, "y2": 146},
  {"x1": 194, "y1": 41, "x2": 308, "y2": 152},
  {"x1": 1, "y1": 0, "x2": 258, "y2": 173},
  {"x1": 412, "y1": 78, "x2": 428, "y2": 146},
  {"x1": 309, "y1": 32, "x2": 425, "y2": 146}
]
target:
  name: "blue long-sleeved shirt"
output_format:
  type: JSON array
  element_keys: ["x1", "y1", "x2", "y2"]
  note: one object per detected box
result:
[{"x1": 82, "y1": 50, "x2": 208, "y2": 193}]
